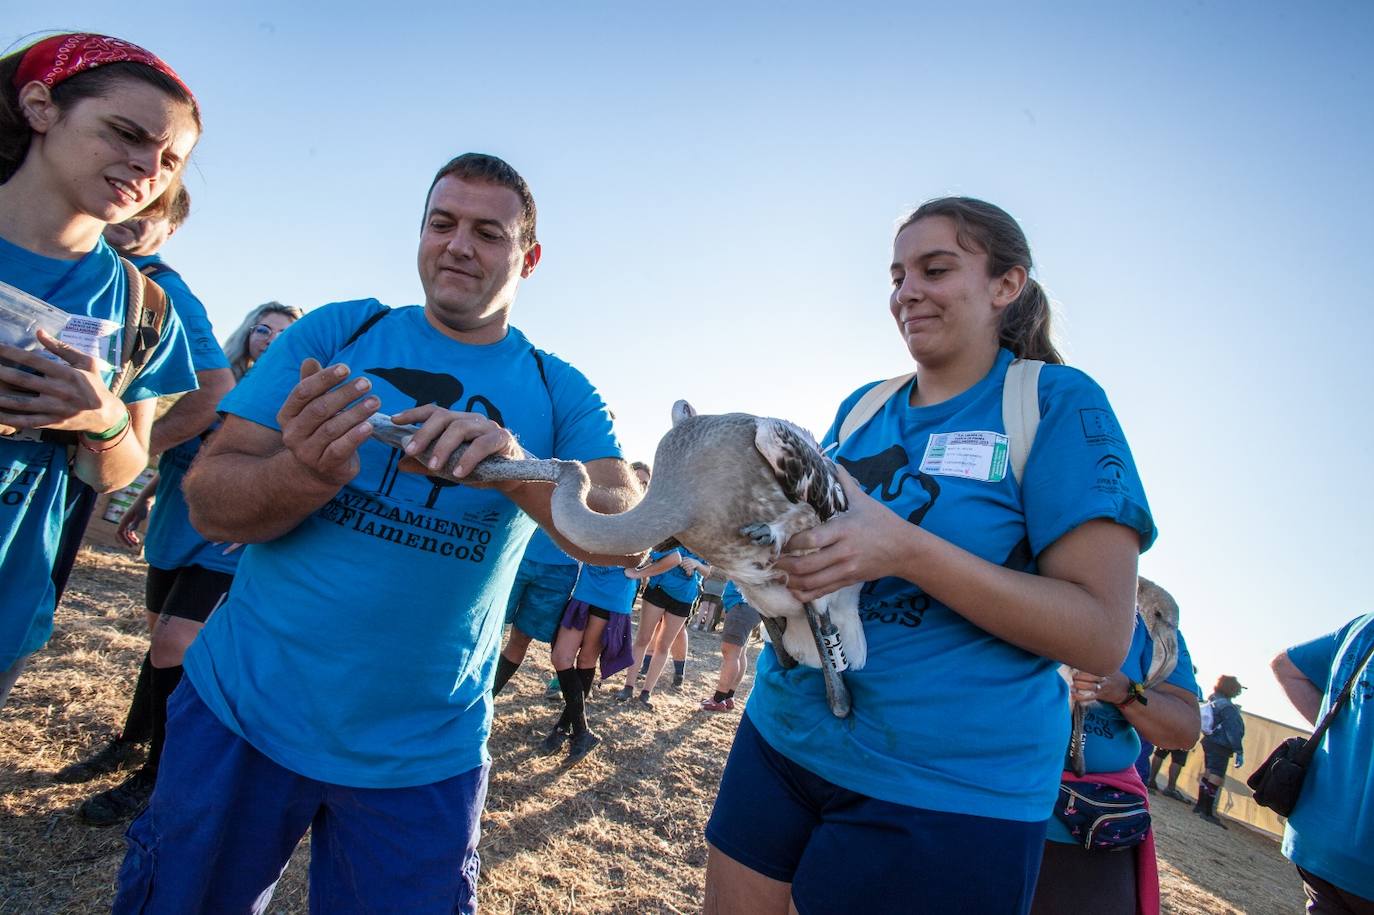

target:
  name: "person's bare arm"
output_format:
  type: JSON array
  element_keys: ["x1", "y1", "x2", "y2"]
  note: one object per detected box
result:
[
  {"x1": 1272, "y1": 650, "x2": 1323, "y2": 726},
  {"x1": 627, "y1": 551, "x2": 684, "y2": 580},
  {"x1": 148, "y1": 367, "x2": 234, "y2": 456},
  {"x1": 0, "y1": 332, "x2": 159, "y2": 492},
  {"x1": 499, "y1": 458, "x2": 645, "y2": 567},
  {"x1": 1082, "y1": 673, "x2": 1201, "y2": 750},
  {"x1": 184, "y1": 359, "x2": 380, "y2": 542},
  {"x1": 777, "y1": 469, "x2": 1139, "y2": 675}
]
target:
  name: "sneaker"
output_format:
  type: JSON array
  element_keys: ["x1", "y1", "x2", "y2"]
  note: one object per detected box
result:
[
  {"x1": 78, "y1": 768, "x2": 155, "y2": 826},
  {"x1": 637, "y1": 691, "x2": 654, "y2": 710},
  {"x1": 55, "y1": 739, "x2": 143, "y2": 784},
  {"x1": 724, "y1": 696, "x2": 735, "y2": 710},
  {"x1": 539, "y1": 725, "x2": 570, "y2": 755},
  {"x1": 1146, "y1": 782, "x2": 1159, "y2": 794},
  {"x1": 612, "y1": 686, "x2": 634, "y2": 702},
  {"x1": 672, "y1": 674, "x2": 685, "y2": 689},
  {"x1": 1200, "y1": 813, "x2": 1228, "y2": 829},
  {"x1": 1162, "y1": 787, "x2": 1189, "y2": 803},
  {"x1": 700, "y1": 697, "x2": 730, "y2": 712},
  {"x1": 544, "y1": 678, "x2": 562, "y2": 701},
  {"x1": 567, "y1": 730, "x2": 601, "y2": 762}
]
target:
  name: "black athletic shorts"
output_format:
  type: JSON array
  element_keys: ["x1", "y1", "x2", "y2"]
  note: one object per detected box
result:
[
  {"x1": 643, "y1": 585, "x2": 695, "y2": 618},
  {"x1": 146, "y1": 565, "x2": 234, "y2": 624},
  {"x1": 1151, "y1": 746, "x2": 1190, "y2": 765}
]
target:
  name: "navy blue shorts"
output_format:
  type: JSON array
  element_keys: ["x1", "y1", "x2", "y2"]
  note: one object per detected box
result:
[
  {"x1": 707, "y1": 713, "x2": 1048, "y2": 915},
  {"x1": 114, "y1": 680, "x2": 489, "y2": 914}
]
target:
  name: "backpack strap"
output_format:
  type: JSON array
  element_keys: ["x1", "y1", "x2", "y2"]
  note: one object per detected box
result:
[
  {"x1": 108, "y1": 257, "x2": 170, "y2": 401},
  {"x1": 837, "y1": 373, "x2": 915, "y2": 445},
  {"x1": 1001, "y1": 359, "x2": 1043, "y2": 485}
]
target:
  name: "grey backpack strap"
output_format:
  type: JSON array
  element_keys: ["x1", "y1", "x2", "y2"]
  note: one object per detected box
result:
[
  {"x1": 837, "y1": 373, "x2": 915, "y2": 445},
  {"x1": 1002, "y1": 359, "x2": 1044, "y2": 485}
]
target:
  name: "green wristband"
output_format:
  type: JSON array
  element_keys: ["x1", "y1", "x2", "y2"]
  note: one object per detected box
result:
[{"x1": 85, "y1": 409, "x2": 130, "y2": 441}]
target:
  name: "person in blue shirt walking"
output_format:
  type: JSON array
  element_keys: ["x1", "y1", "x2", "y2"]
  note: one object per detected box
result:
[
  {"x1": 66, "y1": 302, "x2": 299, "y2": 826},
  {"x1": 0, "y1": 33, "x2": 200, "y2": 710},
  {"x1": 113, "y1": 153, "x2": 643, "y2": 914},
  {"x1": 1194, "y1": 674, "x2": 1246, "y2": 826},
  {"x1": 704, "y1": 198, "x2": 1155, "y2": 915},
  {"x1": 616, "y1": 546, "x2": 706, "y2": 708},
  {"x1": 1271, "y1": 613, "x2": 1374, "y2": 912}
]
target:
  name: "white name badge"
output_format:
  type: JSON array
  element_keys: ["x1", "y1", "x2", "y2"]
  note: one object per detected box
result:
[
  {"x1": 919, "y1": 431, "x2": 1009, "y2": 483},
  {"x1": 58, "y1": 316, "x2": 120, "y2": 372}
]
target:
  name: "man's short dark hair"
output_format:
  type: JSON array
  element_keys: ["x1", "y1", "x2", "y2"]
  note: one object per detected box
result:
[{"x1": 424, "y1": 153, "x2": 537, "y2": 249}]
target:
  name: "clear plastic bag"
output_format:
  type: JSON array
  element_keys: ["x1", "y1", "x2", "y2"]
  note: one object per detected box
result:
[
  {"x1": 0, "y1": 279, "x2": 70, "y2": 352},
  {"x1": 0, "y1": 280, "x2": 72, "y2": 408}
]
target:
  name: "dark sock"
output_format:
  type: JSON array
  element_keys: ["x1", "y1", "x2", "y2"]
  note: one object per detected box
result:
[
  {"x1": 492, "y1": 654, "x2": 520, "y2": 696},
  {"x1": 673, "y1": 659, "x2": 686, "y2": 679},
  {"x1": 577, "y1": 667, "x2": 596, "y2": 698},
  {"x1": 556, "y1": 668, "x2": 587, "y2": 735},
  {"x1": 726, "y1": 690, "x2": 735, "y2": 699},
  {"x1": 145, "y1": 664, "x2": 184, "y2": 775},
  {"x1": 1197, "y1": 779, "x2": 1218, "y2": 815},
  {"x1": 639, "y1": 654, "x2": 652, "y2": 675},
  {"x1": 712, "y1": 690, "x2": 729, "y2": 703},
  {"x1": 118, "y1": 652, "x2": 155, "y2": 743}
]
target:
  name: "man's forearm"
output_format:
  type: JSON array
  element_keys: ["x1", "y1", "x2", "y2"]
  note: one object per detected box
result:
[
  {"x1": 149, "y1": 368, "x2": 234, "y2": 456},
  {"x1": 185, "y1": 448, "x2": 342, "y2": 543}
]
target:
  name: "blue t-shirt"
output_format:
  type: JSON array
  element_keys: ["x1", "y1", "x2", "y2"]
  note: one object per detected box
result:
[
  {"x1": 722, "y1": 580, "x2": 746, "y2": 610},
  {"x1": 0, "y1": 235, "x2": 196, "y2": 669},
  {"x1": 1045, "y1": 620, "x2": 1200, "y2": 843},
  {"x1": 1282, "y1": 613, "x2": 1374, "y2": 900},
  {"x1": 572, "y1": 563, "x2": 638, "y2": 615},
  {"x1": 521, "y1": 526, "x2": 577, "y2": 567},
  {"x1": 183, "y1": 300, "x2": 622, "y2": 788},
  {"x1": 130, "y1": 254, "x2": 229, "y2": 373},
  {"x1": 648, "y1": 548, "x2": 702, "y2": 604},
  {"x1": 747, "y1": 349, "x2": 1155, "y2": 821},
  {"x1": 143, "y1": 432, "x2": 239, "y2": 575}
]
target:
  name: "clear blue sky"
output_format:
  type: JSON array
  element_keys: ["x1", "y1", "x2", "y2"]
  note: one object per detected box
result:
[{"x1": 7, "y1": 2, "x2": 1372, "y2": 728}]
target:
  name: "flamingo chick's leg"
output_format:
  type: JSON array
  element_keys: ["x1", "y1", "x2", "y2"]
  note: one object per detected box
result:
[
  {"x1": 760, "y1": 617, "x2": 798, "y2": 669},
  {"x1": 1069, "y1": 704, "x2": 1087, "y2": 777},
  {"x1": 803, "y1": 602, "x2": 851, "y2": 718}
]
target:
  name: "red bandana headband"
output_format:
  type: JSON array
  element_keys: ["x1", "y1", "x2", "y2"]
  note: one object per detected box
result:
[{"x1": 12, "y1": 33, "x2": 194, "y2": 104}]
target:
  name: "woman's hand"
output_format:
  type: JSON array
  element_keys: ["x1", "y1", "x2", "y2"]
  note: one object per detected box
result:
[
  {"x1": 0, "y1": 330, "x2": 127, "y2": 434},
  {"x1": 773, "y1": 468, "x2": 911, "y2": 602},
  {"x1": 1070, "y1": 669, "x2": 1129, "y2": 706}
]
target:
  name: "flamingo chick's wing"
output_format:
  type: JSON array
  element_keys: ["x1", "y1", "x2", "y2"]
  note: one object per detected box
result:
[{"x1": 753, "y1": 418, "x2": 847, "y2": 522}]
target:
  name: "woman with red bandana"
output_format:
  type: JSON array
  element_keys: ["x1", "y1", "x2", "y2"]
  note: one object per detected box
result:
[{"x1": 0, "y1": 34, "x2": 200, "y2": 708}]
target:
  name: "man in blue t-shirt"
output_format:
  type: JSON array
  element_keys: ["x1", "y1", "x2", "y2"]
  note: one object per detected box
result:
[
  {"x1": 1271, "y1": 613, "x2": 1374, "y2": 910},
  {"x1": 113, "y1": 154, "x2": 644, "y2": 915}
]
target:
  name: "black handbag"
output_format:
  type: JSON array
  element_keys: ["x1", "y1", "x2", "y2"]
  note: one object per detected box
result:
[{"x1": 1247, "y1": 638, "x2": 1374, "y2": 817}]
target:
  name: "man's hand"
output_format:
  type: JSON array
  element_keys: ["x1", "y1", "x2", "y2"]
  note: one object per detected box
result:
[
  {"x1": 0, "y1": 330, "x2": 127, "y2": 434},
  {"x1": 277, "y1": 359, "x2": 379, "y2": 487},
  {"x1": 391, "y1": 403, "x2": 524, "y2": 487},
  {"x1": 116, "y1": 499, "x2": 150, "y2": 548}
]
